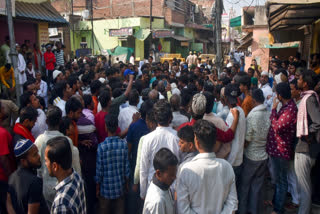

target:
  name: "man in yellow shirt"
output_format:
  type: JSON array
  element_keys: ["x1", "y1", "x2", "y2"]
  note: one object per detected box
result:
[{"x1": 0, "y1": 63, "x2": 15, "y2": 99}]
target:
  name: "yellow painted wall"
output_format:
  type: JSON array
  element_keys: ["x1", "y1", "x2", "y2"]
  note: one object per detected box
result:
[{"x1": 135, "y1": 39, "x2": 144, "y2": 61}]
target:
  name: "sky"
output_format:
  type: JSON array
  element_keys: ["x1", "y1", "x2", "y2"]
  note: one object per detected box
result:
[{"x1": 223, "y1": 0, "x2": 266, "y2": 16}]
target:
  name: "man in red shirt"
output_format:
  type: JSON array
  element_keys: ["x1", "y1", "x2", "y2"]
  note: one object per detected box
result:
[
  {"x1": 0, "y1": 100, "x2": 16, "y2": 213},
  {"x1": 43, "y1": 44, "x2": 56, "y2": 88}
]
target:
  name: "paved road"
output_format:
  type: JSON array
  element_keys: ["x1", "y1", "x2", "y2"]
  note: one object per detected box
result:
[{"x1": 262, "y1": 178, "x2": 320, "y2": 214}]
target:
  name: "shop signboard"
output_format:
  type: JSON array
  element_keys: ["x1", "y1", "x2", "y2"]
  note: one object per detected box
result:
[
  {"x1": 153, "y1": 30, "x2": 174, "y2": 38},
  {"x1": 109, "y1": 27, "x2": 133, "y2": 37},
  {"x1": 38, "y1": 23, "x2": 49, "y2": 47}
]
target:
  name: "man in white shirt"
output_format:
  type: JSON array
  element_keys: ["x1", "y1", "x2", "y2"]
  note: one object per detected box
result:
[
  {"x1": 35, "y1": 106, "x2": 81, "y2": 207},
  {"x1": 142, "y1": 148, "x2": 178, "y2": 214},
  {"x1": 140, "y1": 100, "x2": 180, "y2": 199},
  {"x1": 238, "y1": 89, "x2": 270, "y2": 214},
  {"x1": 118, "y1": 89, "x2": 140, "y2": 132},
  {"x1": 53, "y1": 81, "x2": 73, "y2": 117},
  {"x1": 224, "y1": 83, "x2": 246, "y2": 192},
  {"x1": 259, "y1": 71, "x2": 273, "y2": 110},
  {"x1": 176, "y1": 120, "x2": 238, "y2": 214},
  {"x1": 169, "y1": 94, "x2": 188, "y2": 129}
]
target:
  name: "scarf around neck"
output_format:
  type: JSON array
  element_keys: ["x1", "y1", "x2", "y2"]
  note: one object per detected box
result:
[
  {"x1": 13, "y1": 123, "x2": 35, "y2": 142},
  {"x1": 297, "y1": 90, "x2": 320, "y2": 138}
]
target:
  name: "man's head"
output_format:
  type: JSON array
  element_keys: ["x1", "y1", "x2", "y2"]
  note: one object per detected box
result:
[
  {"x1": 53, "y1": 70, "x2": 64, "y2": 83},
  {"x1": 128, "y1": 89, "x2": 140, "y2": 106},
  {"x1": 170, "y1": 94, "x2": 181, "y2": 112},
  {"x1": 90, "y1": 80, "x2": 102, "y2": 96},
  {"x1": 224, "y1": 83, "x2": 241, "y2": 107},
  {"x1": 203, "y1": 91, "x2": 214, "y2": 114},
  {"x1": 148, "y1": 89, "x2": 159, "y2": 102},
  {"x1": 276, "y1": 82, "x2": 291, "y2": 102},
  {"x1": 65, "y1": 97, "x2": 82, "y2": 122},
  {"x1": 153, "y1": 99, "x2": 172, "y2": 127},
  {"x1": 67, "y1": 75, "x2": 80, "y2": 94},
  {"x1": 23, "y1": 79, "x2": 37, "y2": 94},
  {"x1": 45, "y1": 136, "x2": 72, "y2": 177},
  {"x1": 148, "y1": 56, "x2": 153, "y2": 64},
  {"x1": 83, "y1": 94, "x2": 94, "y2": 110},
  {"x1": 46, "y1": 106, "x2": 62, "y2": 129},
  {"x1": 251, "y1": 89, "x2": 265, "y2": 107},
  {"x1": 45, "y1": 43, "x2": 52, "y2": 52},
  {"x1": 153, "y1": 148, "x2": 178, "y2": 187},
  {"x1": 104, "y1": 114, "x2": 118, "y2": 134},
  {"x1": 247, "y1": 68, "x2": 254, "y2": 78},
  {"x1": 178, "y1": 125, "x2": 195, "y2": 153},
  {"x1": 191, "y1": 93, "x2": 207, "y2": 120},
  {"x1": 290, "y1": 79, "x2": 301, "y2": 101},
  {"x1": 193, "y1": 120, "x2": 216, "y2": 152},
  {"x1": 178, "y1": 75, "x2": 188, "y2": 89},
  {"x1": 298, "y1": 70, "x2": 317, "y2": 91},
  {"x1": 260, "y1": 71, "x2": 269, "y2": 86},
  {"x1": 14, "y1": 139, "x2": 41, "y2": 169},
  {"x1": 4, "y1": 63, "x2": 11, "y2": 72},
  {"x1": 20, "y1": 91, "x2": 40, "y2": 109},
  {"x1": 99, "y1": 89, "x2": 111, "y2": 109},
  {"x1": 20, "y1": 106, "x2": 38, "y2": 131},
  {"x1": 54, "y1": 81, "x2": 73, "y2": 100},
  {"x1": 238, "y1": 75, "x2": 251, "y2": 93}
]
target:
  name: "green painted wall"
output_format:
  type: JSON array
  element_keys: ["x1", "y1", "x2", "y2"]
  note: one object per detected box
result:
[
  {"x1": 71, "y1": 17, "x2": 165, "y2": 56},
  {"x1": 135, "y1": 39, "x2": 144, "y2": 61}
]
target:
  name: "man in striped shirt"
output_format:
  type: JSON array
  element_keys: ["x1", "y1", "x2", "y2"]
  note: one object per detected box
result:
[{"x1": 54, "y1": 42, "x2": 65, "y2": 68}]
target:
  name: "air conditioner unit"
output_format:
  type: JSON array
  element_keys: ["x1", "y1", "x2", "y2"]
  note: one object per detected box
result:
[{"x1": 82, "y1": 10, "x2": 90, "y2": 19}]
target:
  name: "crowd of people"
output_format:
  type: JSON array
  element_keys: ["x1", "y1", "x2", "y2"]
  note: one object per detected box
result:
[{"x1": 0, "y1": 37, "x2": 320, "y2": 214}]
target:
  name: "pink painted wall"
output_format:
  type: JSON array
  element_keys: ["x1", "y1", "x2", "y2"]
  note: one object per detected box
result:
[
  {"x1": 0, "y1": 18, "x2": 37, "y2": 46},
  {"x1": 245, "y1": 28, "x2": 270, "y2": 72}
]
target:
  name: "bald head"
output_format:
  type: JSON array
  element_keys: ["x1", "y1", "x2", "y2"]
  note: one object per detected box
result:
[
  {"x1": 148, "y1": 89, "x2": 159, "y2": 102},
  {"x1": 157, "y1": 81, "x2": 165, "y2": 93},
  {"x1": 170, "y1": 94, "x2": 181, "y2": 111}
]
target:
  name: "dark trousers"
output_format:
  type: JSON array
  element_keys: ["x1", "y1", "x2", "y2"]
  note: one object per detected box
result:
[
  {"x1": 0, "y1": 181, "x2": 8, "y2": 214},
  {"x1": 270, "y1": 156, "x2": 289, "y2": 214},
  {"x1": 99, "y1": 196, "x2": 124, "y2": 214},
  {"x1": 233, "y1": 164, "x2": 243, "y2": 199},
  {"x1": 238, "y1": 157, "x2": 267, "y2": 214}
]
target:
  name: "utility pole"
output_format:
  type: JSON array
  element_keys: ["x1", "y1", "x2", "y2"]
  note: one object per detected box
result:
[
  {"x1": 91, "y1": 0, "x2": 94, "y2": 55},
  {"x1": 71, "y1": 0, "x2": 75, "y2": 59},
  {"x1": 214, "y1": 0, "x2": 223, "y2": 73},
  {"x1": 5, "y1": 0, "x2": 21, "y2": 105},
  {"x1": 149, "y1": 0, "x2": 152, "y2": 57}
]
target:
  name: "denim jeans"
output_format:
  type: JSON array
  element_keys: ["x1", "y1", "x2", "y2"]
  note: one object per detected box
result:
[{"x1": 270, "y1": 156, "x2": 289, "y2": 214}]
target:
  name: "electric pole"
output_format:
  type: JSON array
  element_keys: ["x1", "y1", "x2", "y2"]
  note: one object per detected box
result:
[
  {"x1": 5, "y1": 0, "x2": 21, "y2": 105},
  {"x1": 149, "y1": 0, "x2": 153, "y2": 57},
  {"x1": 214, "y1": 0, "x2": 223, "y2": 73},
  {"x1": 91, "y1": 0, "x2": 94, "y2": 55}
]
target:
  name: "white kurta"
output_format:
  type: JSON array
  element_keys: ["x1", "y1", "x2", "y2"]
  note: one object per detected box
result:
[
  {"x1": 140, "y1": 126, "x2": 180, "y2": 198},
  {"x1": 176, "y1": 153, "x2": 238, "y2": 214},
  {"x1": 118, "y1": 105, "x2": 139, "y2": 132},
  {"x1": 226, "y1": 106, "x2": 246, "y2": 167},
  {"x1": 17, "y1": 53, "x2": 27, "y2": 85},
  {"x1": 143, "y1": 181, "x2": 175, "y2": 214}
]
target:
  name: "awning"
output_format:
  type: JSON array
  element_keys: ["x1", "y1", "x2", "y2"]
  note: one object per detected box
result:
[
  {"x1": 266, "y1": 0, "x2": 320, "y2": 31},
  {"x1": 264, "y1": 41, "x2": 300, "y2": 49},
  {"x1": 230, "y1": 16, "x2": 241, "y2": 27},
  {"x1": 172, "y1": 35, "x2": 191, "y2": 42},
  {"x1": 134, "y1": 29, "x2": 151, "y2": 41},
  {"x1": 15, "y1": 1, "x2": 68, "y2": 26},
  {"x1": 196, "y1": 38, "x2": 209, "y2": 43},
  {"x1": 237, "y1": 38, "x2": 253, "y2": 50},
  {"x1": 185, "y1": 23, "x2": 212, "y2": 31}
]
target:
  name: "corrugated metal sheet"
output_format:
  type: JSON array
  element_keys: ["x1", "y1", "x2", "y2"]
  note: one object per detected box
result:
[{"x1": 15, "y1": 1, "x2": 68, "y2": 25}]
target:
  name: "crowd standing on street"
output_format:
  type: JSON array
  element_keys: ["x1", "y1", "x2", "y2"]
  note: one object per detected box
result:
[{"x1": 0, "y1": 37, "x2": 320, "y2": 214}]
